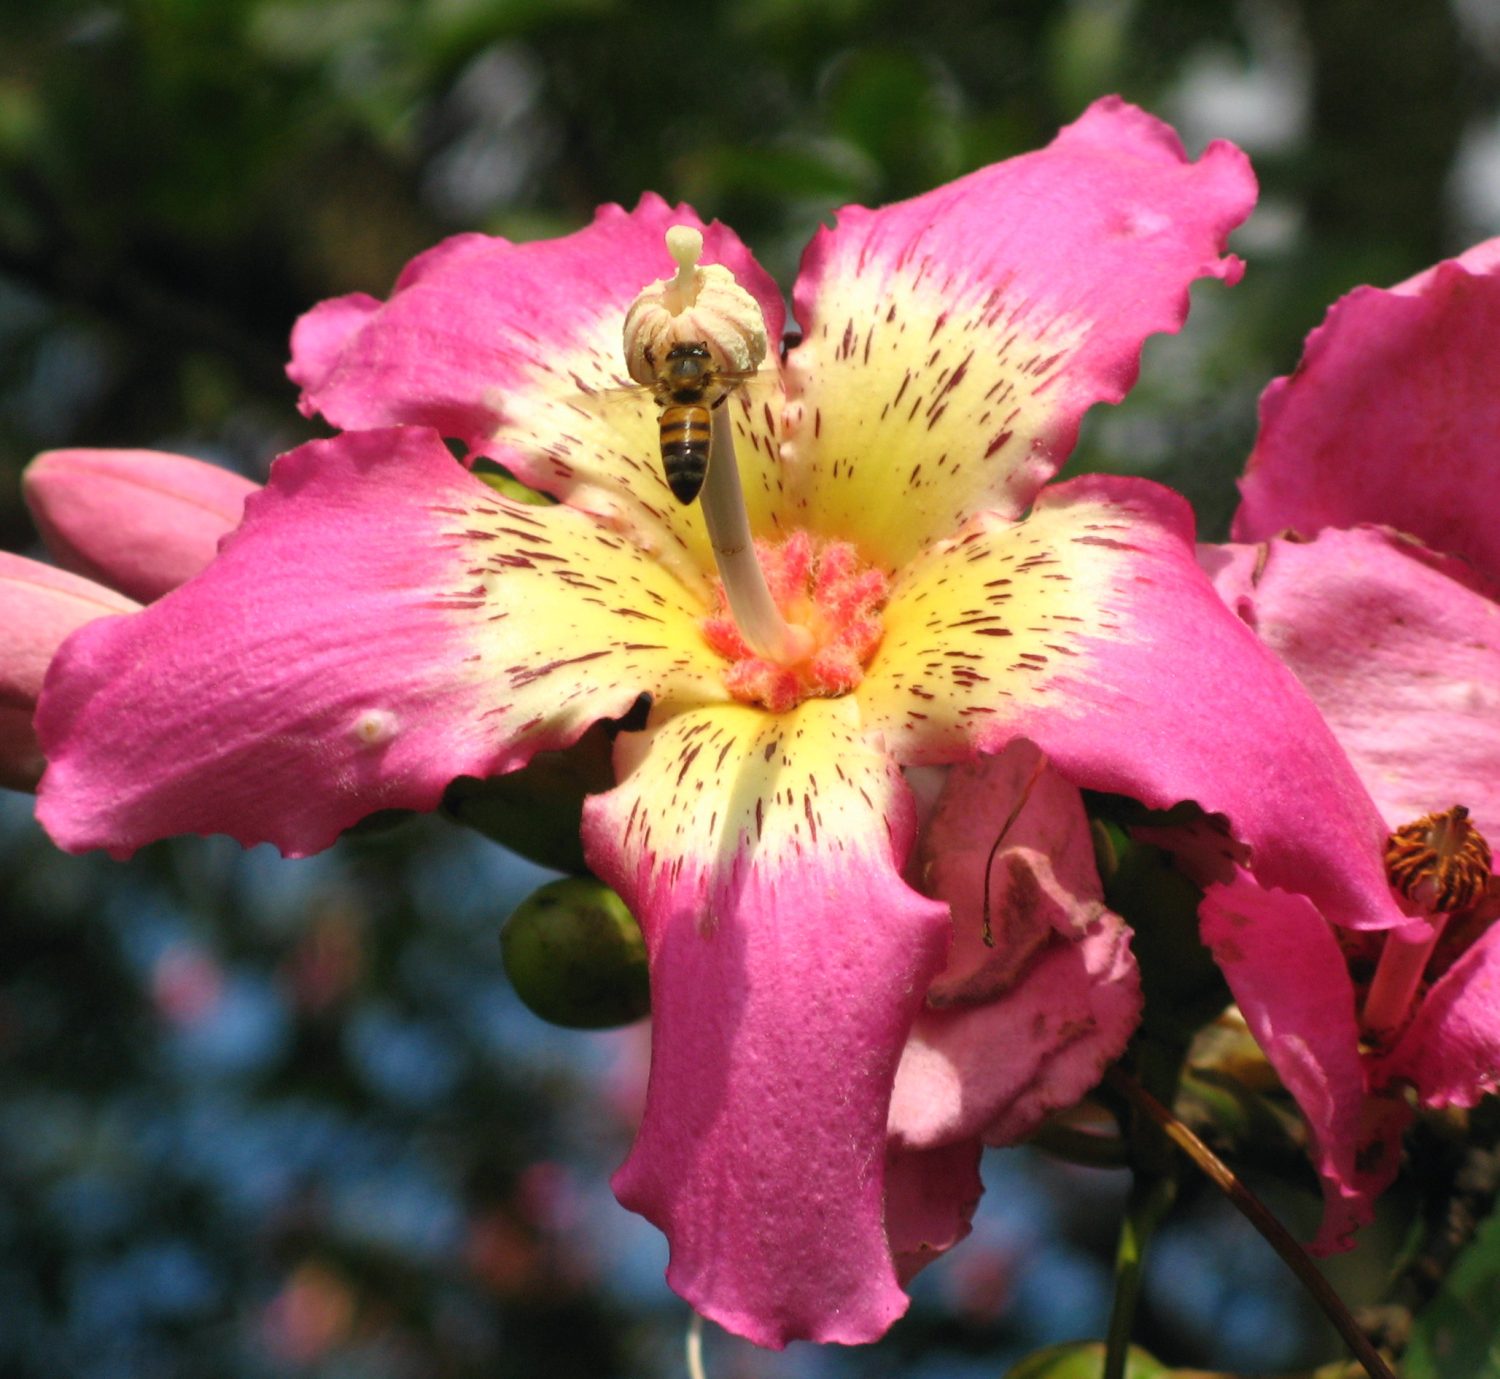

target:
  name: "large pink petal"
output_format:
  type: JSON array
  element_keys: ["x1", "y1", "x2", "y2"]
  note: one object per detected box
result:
[
  {"x1": 288, "y1": 235, "x2": 502, "y2": 395},
  {"x1": 1204, "y1": 529, "x2": 1500, "y2": 839},
  {"x1": 1234, "y1": 246, "x2": 1500, "y2": 582},
  {"x1": 23, "y1": 448, "x2": 258, "y2": 602},
  {"x1": 859, "y1": 473, "x2": 1406, "y2": 935},
  {"x1": 289, "y1": 197, "x2": 787, "y2": 583},
  {"x1": 37, "y1": 427, "x2": 725, "y2": 859},
  {"x1": 291, "y1": 201, "x2": 783, "y2": 441},
  {"x1": 781, "y1": 95, "x2": 1255, "y2": 568},
  {"x1": 889, "y1": 742, "x2": 1140, "y2": 1148},
  {"x1": 584, "y1": 700, "x2": 951, "y2": 1347},
  {"x1": 1200, "y1": 868, "x2": 1409, "y2": 1254},
  {"x1": 1377, "y1": 919, "x2": 1500, "y2": 1108}
]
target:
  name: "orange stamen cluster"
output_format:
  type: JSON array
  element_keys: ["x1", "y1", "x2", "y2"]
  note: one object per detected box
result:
[
  {"x1": 1384, "y1": 805, "x2": 1493, "y2": 915},
  {"x1": 702, "y1": 533, "x2": 888, "y2": 713}
]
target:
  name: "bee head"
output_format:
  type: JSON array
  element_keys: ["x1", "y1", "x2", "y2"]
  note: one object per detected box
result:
[{"x1": 664, "y1": 342, "x2": 712, "y2": 382}]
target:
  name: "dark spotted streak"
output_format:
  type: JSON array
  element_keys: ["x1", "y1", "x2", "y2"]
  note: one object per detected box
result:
[
  {"x1": 858, "y1": 511, "x2": 1135, "y2": 755},
  {"x1": 791, "y1": 253, "x2": 1076, "y2": 567},
  {"x1": 609, "y1": 708, "x2": 893, "y2": 919}
]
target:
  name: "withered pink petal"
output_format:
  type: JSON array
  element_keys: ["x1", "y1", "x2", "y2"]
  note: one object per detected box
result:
[
  {"x1": 889, "y1": 742, "x2": 1140, "y2": 1148},
  {"x1": 1234, "y1": 246, "x2": 1500, "y2": 582},
  {"x1": 24, "y1": 449, "x2": 258, "y2": 602},
  {"x1": 1199, "y1": 868, "x2": 1408, "y2": 1254},
  {"x1": 1205, "y1": 528, "x2": 1500, "y2": 839},
  {"x1": 781, "y1": 95, "x2": 1255, "y2": 568},
  {"x1": 584, "y1": 700, "x2": 951, "y2": 1348}
]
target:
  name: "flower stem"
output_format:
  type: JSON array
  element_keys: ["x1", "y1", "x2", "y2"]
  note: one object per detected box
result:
[
  {"x1": 1106, "y1": 1067, "x2": 1398, "y2": 1379},
  {"x1": 699, "y1": 405, "x2": 812, "y2": 664},
  {"x1": 686, "y1": 1310, "x2": 707, "y2": 1379},
  {"x1": 1361, "y1": 917, "x2": 1445, "y2": 1039},
  {"x1": 1103, "y1": 1046, "x2": 1180, "y2": 1379},
  {"x1": 1105, "y1": 1170, "x2": 1176, "y2": 1379}
]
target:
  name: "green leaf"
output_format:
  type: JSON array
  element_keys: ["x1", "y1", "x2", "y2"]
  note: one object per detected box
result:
[{"x1": 1405, "y1": 1206, "x2": 1500, "y2": 1378}]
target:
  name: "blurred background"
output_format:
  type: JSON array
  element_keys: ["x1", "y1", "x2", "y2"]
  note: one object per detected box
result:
[{"x1": 1, "y1": 1, "x2": 1498, "y2": 1375}]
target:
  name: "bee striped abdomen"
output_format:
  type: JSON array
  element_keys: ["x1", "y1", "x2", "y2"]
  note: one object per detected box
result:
[{"x1": 658, "y1": 402, "x2": 712, "y2": 503}]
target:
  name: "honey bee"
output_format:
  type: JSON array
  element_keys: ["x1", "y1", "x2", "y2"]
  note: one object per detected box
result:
[{"x1": 642, "y1": 341, "x2": 762, "y2": 504}]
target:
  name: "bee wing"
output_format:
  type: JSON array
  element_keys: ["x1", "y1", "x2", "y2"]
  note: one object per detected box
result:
[
  {"x1": 560, "y1": 367, "x2": 777, "y2": 417},
  {"x1": 711, "y1": 366, "x2": 777, "y2": 401},
  {"x1": 710, "y1": 369, "x2": 786, "y2": 465},
  {"x1": 561, "y1": 378, "x2": 657, "y2": 414}
]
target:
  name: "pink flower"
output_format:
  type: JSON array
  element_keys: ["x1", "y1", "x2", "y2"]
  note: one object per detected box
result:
[
  {"x1": 1200, "y1": 240, "x2": 1500, "y2": 1252},
  {"x1": 32, "y1": 99, "x2": 1408, "y2": 1346}
]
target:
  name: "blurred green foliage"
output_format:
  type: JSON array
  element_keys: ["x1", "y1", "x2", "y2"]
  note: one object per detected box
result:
[
  {"x1": 2, "y1": 1, "x2": 1498, "y2": 1375},
  {"x1": 1407, "y1": 1203, "x2": 1500, "y2": 1379},
  {"x1": 2, "y1": 0, "x2": 1492, "y2": 545}
]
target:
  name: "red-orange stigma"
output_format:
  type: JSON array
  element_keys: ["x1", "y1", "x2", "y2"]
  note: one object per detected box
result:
[{"x1": 702, "y1": 532, "x2": 888, "y2": 713}]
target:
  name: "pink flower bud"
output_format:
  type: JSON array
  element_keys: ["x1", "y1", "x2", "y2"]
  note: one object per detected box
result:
[
  {"x1": 0, "y1": 554, "x2": 137, "y2": 791},
  {"x1": 23, "y1": 449, "x2": 259, "y2": 602}
]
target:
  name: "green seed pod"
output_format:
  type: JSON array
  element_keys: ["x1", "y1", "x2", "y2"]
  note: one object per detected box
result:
[
  {"x1": 500, "y1": 877, "x2": 650, "y2": 1029},
  {"x1": 1005, "y1": 1342, "x2": 1167, "y2": 1379}
]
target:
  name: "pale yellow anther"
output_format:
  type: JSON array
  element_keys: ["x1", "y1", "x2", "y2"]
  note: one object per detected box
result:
[{"x1": 623, "y1": 225, "x2": 769, "y2": 388}]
